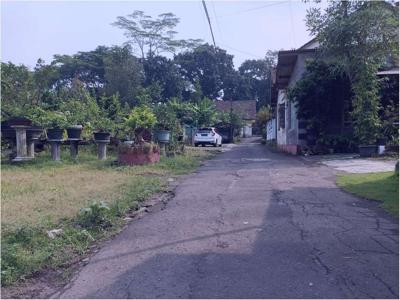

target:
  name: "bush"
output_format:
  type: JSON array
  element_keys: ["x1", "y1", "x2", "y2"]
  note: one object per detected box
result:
[{"x1": 76, "y1": 201, "x2": 113, "y2": 229}]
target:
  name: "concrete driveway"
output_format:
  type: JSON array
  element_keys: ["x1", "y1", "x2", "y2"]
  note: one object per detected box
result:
[{"x1": 57, "y1": 138, "x2": 398, "y2": 299}]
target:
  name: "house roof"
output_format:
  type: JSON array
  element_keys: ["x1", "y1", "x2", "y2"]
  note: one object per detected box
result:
[{"x1": 215, "y1": 100, "x2": 256, "y2": 120}]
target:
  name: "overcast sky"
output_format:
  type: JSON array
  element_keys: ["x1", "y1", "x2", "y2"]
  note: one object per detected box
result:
[{"x1": 1, "y1": 0, "x2": 326, "y2": 69}]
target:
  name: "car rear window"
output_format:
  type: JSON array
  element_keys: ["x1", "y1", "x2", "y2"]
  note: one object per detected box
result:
[{"x1": 198, "y1": 128, "x2": 212, "y2": 133}]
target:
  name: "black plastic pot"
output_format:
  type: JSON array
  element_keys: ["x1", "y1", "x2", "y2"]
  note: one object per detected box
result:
[
  {"x1": 67, "y1": 126, "x2": 83, "y2": 140},
  {"x1": 359, "y1": 145, "x2": 377, "y2": 157},
  {"x1": 93, "y1": 132, "x2": 111, "y2": 142},
  {"x1": 156, "y1": 130, "x2": 171, "y2": 143},
  {"x1": 27, "y1": 126, "x2": 44, "y2": 140},
  {"x1": 47, "y1": 128, "x2": 64, "y2": 140}
]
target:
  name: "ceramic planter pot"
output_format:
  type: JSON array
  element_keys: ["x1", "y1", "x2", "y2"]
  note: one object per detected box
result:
[
  {"x1": 67, "y1": 125, "x2": 83, "y2": 140},
  {"x1": 157, "y1": 130, "x2": 171, "y2": 143},
  {"x1": 93, "y1": 132, "x2": 111, "y2": 142},
  {"x1": 47, "y1": 128, "x2": 64, "y2": 140},
  {"x1": 359, "y1": 145, "x2": 377, "y2": 157}
]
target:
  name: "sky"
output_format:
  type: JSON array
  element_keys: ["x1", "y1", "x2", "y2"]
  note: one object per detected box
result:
[{"x1": 1, "y1": 0, "x2": 327, "y2": 69}]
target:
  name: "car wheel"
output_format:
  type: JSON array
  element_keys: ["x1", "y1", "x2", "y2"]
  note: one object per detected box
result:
[
  {"x1": 202, "y1": 144, "x2": 205, "y2": 147},
  {"x1": 213, "y1": 141, "x2": 218, "y2": 147},
  {"x1": 194, "y1": 143, "x2": 198, "y2": 147}
]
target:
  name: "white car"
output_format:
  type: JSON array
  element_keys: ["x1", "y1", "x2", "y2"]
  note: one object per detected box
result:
[{"x1": 194, "y1": 127, "x2": 223, "y2": 147}]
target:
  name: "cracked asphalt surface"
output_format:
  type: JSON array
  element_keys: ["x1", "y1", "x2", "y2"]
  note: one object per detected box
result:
[{"x1": 58, "y1": 138, "x2": 399, "y2": 299}]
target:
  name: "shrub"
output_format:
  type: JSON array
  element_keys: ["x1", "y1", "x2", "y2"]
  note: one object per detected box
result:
[{"x1": 76, "y1": 201, "x2": 113, "y2": 229}]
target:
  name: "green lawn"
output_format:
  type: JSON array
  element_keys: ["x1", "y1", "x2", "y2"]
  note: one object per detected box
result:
[
  {"x1": 1, "y1": 146, "x2": 213, "y2": 286},
  {"x1": 337, "y1": 172, "x2": 399, "y2": 216}
]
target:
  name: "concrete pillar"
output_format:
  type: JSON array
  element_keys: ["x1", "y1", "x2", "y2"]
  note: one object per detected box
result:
[
  {"x1": 50, "y1": 142, "x2": 62, "y2": 161},
  {"x1": 27, "y1": 140, "x2": 35, "y2": 158},
  {"x1": 159, "y1": 143, "x2": 167, "y2": 156},
  {"x1": 69, "y1": 141, "x2": 79, "y2": 160},
  {"x1": 11, "y1": 126, "x2": 31, "y2": 162},
  {"x1": 96, "y1": 142, "x2": 108, "y2": 160}
]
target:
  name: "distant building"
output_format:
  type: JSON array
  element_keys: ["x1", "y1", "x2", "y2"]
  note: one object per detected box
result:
[{"x1": 215, "y1": 100, "x2": 257, "y2": 138}]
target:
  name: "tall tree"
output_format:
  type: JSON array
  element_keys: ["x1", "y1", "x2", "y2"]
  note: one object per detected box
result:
[
  {"x1": 306, "y1": 1, "x2": 399, "y2": 144},
  {"x1": 112, "y1": 10, "x2": 202, "y2": 59}
]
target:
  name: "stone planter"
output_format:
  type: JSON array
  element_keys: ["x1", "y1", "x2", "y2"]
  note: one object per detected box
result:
[
  {"x1": 47, "y1": 128, "x2": 64, "y2": 141},
  {"x1": 118, "y1": 144, "x2": 160, "y2": 166},
  {"x1": 66, "y1": 125, "x2": 83, "y2": 140},
  {"x1": 157, "y1": 130, "x2": 171, "y2": 143},
  {"x1": 359, "y1": 145, "x2": 377, "y2": 157},
  {"x1": 93, "y1": 132, "x2": 111, "y2": 142}
]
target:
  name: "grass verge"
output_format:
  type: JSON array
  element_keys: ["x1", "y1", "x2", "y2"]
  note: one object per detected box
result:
[
  {"x1": 1, "y1": 146, "x2": 213, "y2": 286},
  {"x1": 336, "y1": 171, "x2": 399, "y2": 216}
]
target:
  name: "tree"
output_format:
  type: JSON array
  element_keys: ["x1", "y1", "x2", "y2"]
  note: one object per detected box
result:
[
  {"x1": 239, "y1": 59, "x2": 270, "y2": 107},
  {"x1": 1, "y1": 62, "x2": 35, "y2": 116},
  {"x1": 175, "y1": 44, "x2": 237, "y2": 100},
  {"x1": 306, "y1": 1, "x2": 399, "y2": 144},
  {"x1": 103, "y1": 45, "x2": 144, "y2": 105},
  {"x1": 255, "y1": 105, "x2": 273, "y2": 137},
  {"x1": 112, "y1": 11, "x2": 202, "y2": 59},
  {"x1": 287, "y1": 60, "x2": 351, "y2": 140},
  {"x1": 143, "y1": 55, "x2": 184, "y2": 100}
]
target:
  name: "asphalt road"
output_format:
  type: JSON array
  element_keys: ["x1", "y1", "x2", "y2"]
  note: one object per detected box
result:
[{"x1": 58, "y1": 138, "x2": 399, "y2": 299}]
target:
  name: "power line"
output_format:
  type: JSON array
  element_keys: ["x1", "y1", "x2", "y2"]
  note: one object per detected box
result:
[
  {"x1": 217, "y1": 1, "x2": 290, "y2": 18},
  {"x1": 201, "y1": 0, "x2": 217, "y2": 49},
  {"x1": 219, "y1": 42, "x2": 262, "y2": 59}
]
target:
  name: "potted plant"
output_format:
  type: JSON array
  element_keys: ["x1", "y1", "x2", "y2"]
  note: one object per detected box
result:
[
  {"x1": 118, "y1": 106, "x2": 159, "y2": 166},
  {"x1": 43, "y1": 112, "x2": 68, "y2": 140},
  {"x1": 125, "y1": 106, "x2": 157, "y2": 143},
  {"x1": 92, "y1": 117, "x2": 113, "y2": 142},
  {"x1": 154, "y1": 103, "x2": 178, "y2": 143}
]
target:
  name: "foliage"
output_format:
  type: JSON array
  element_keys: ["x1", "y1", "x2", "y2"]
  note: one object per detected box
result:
[
  {"x1": 60, "y1": 97, "x2": 100, "y2": 127},
  {"x1": 112, "y1": 10, "x2": 202, "y2": 59},
  {"x1": 125, "y1": 106, "x2": 157, "y2": 141},
  {"x1": 76, "y1": 201, "x2": 113, "y2": 229},
  {"x1": 255, "y1": 105, "x2": 272, "y2": 136},
  {"x1": 190, "y1": 97, "x2": 217, "y2": 127},
  {"x1": 92, "y1": 116, "x2": 114, "y2": 133},
  {"x1": 39, "y1": 111, "x2": 68, "y2": 129},
  {"x1": 239, "y1": 56, "x2": 276, "y2": 108},
  {"x1": 168, "y1": 98, "x2": 195, "y2": 125},
  {"x1": 118, "y1": 141, "x2": 160, "y2": 155},
  {"x1": 175, "y1": 44, "x2": 237, "y2": 100},
  {"x1": 153, "y1": 102, "x2": 178, "y2": 130},
  {"x1": 379, "y1": 75, "x2": 399, "y2": 146},
  {"x1": 103, "y1": 45, "x2": 144, "y2": 106},
  {"x1": 216, "y1": 111, "x2": 244, "y2": 138},
  {"x1": 306, "y1": 1, "x2": 399, "y2": 144},
  {"x1": 143, "y1": 56, "x2": 184, "y2": 100},
  {"x1": 288, "y1": 60, "x2": 352, "y2": 141}
]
